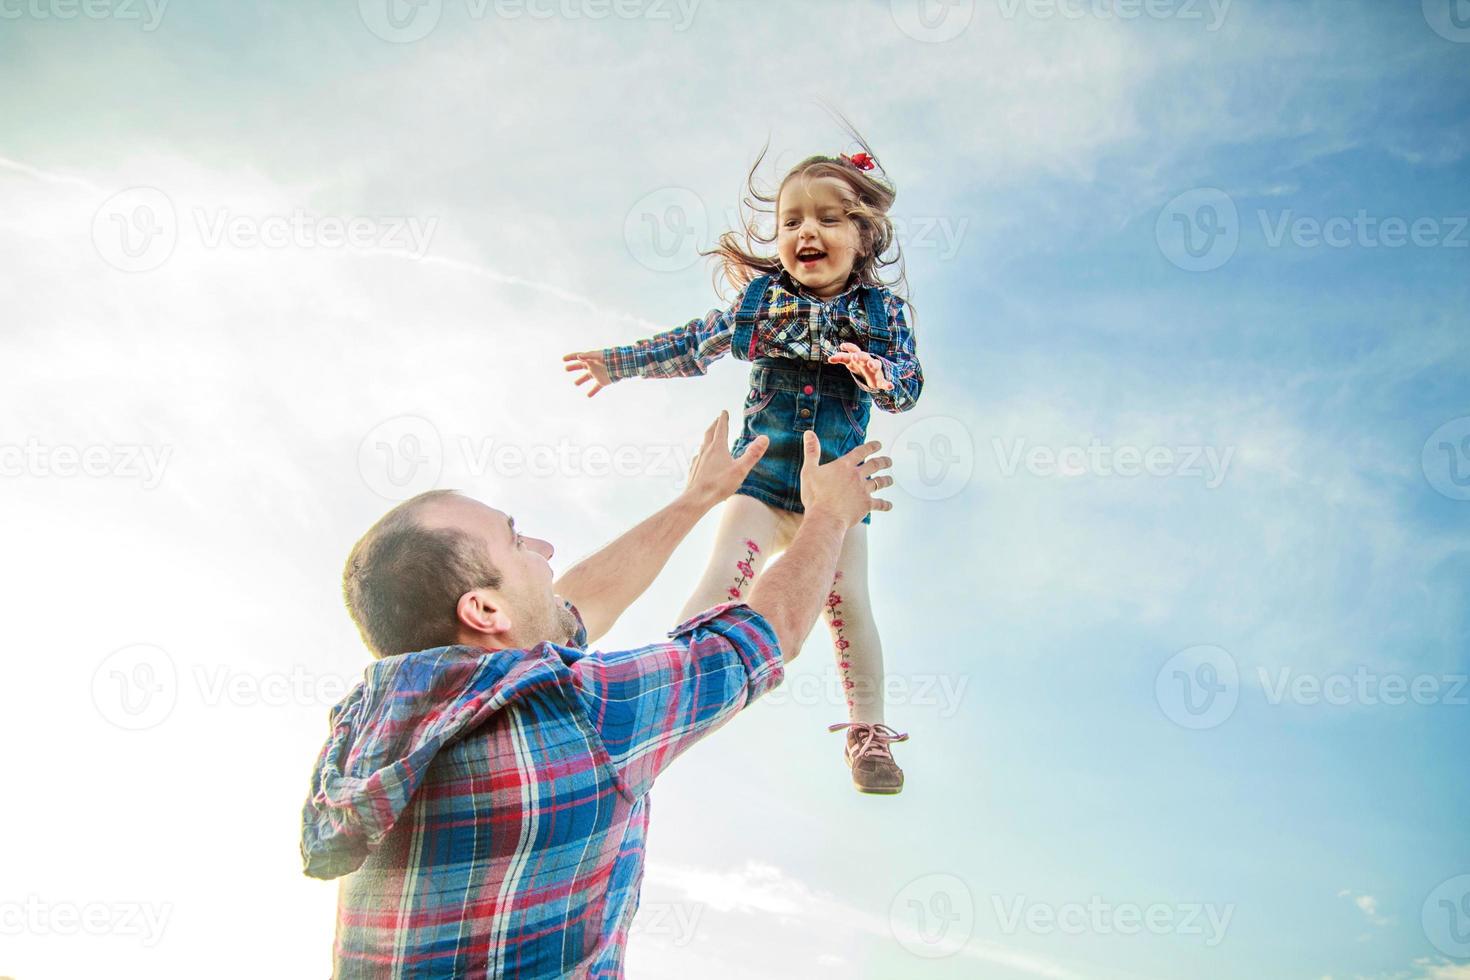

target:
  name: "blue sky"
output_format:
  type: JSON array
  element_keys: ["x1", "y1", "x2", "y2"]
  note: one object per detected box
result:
[{"x1": 1, "y1": 1, "x2": 1467, "y2": 977}]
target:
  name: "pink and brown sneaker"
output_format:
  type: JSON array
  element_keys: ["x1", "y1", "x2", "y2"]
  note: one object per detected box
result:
[{"x1": 828, "y1": 722, "x2": 909, "y2": 795}]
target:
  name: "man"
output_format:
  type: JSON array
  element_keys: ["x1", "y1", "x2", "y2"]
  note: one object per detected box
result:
[{"x1": 300, "y1": 412, "x2": 893, "y2": 978}]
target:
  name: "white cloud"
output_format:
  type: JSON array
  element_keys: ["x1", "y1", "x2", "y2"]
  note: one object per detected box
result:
[
  {"x1": 1379, "y1": 959, "x2": 1470, "y2": 980},
  {"x1": 642, "y1": 859, "x2": 1153, "y2": 980},
  {"x1": 1336, "y1": 889, "x2": 1392, "y2": 930}
]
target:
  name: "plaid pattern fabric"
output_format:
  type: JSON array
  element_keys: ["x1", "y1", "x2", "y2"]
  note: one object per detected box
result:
[
  {"x1": 300, "y1": 600, "x2": 783, "y2": 978},
  {"x1": 601, "y1": 271, "x2": 923, "y2": 413}
]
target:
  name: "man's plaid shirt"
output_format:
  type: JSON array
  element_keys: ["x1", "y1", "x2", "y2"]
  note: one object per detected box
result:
[
  {"x1": 599, "y1": 271, "x2": 923, "y2": 414},
  {"x1": 300, "y1": 600, "x2": 783, "y2": 978}
]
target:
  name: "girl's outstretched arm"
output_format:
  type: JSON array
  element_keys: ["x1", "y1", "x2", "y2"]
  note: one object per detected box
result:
[{"x1": 600, "y1": 305, "x2": 737, "y2": 383}]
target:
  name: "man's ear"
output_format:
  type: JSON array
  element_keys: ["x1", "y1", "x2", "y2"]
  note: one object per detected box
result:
[{"x1": 456, "y1": 589, "x2": 513, "y2": 638}]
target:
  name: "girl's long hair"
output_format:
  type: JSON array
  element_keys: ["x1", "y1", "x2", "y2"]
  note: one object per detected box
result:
[{"x1": 704, "y1": 115, "x2": 909, "y2": 303}]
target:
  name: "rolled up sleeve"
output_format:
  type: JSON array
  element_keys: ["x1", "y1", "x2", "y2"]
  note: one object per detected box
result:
[{"x1": 567, "y1": 602, "x2": 783, "y2": 799}]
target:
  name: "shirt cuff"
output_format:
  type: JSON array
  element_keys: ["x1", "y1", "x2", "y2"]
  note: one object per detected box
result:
[
  {"x1": 667, "y1": 601, "x2": 785, "y2": 703},
  {"x1": 601, "y1": 344, "x2": 647, "y2": 383}
]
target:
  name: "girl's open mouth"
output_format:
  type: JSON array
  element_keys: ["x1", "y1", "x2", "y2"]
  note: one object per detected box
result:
[{"x1": 796, "y1": 249, "x2": 827, "y2": 264}]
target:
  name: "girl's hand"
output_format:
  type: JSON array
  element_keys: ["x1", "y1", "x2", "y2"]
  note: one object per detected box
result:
[
  {"x1": 562, "y1": 350, "x2": 613, "y2": 398},
  {"x1": 828, "y1": 342, "x2": 894, "y2": 391}
]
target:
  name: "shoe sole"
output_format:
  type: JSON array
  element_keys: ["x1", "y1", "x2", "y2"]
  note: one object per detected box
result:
[{"x1": 854, "y1": 783, "x2": 903, "y2": 795}]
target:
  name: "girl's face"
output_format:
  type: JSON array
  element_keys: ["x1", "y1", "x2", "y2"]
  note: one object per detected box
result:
[{"x1": 776, "y1": 174, "x2": 864, "y2": 299}]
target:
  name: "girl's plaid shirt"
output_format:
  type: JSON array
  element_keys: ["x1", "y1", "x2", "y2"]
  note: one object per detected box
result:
[{"x1": 600, "y1": 272, "x2": 924, "y2": 414}]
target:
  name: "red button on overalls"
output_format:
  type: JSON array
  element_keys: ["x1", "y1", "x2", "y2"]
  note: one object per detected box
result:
[{"x1": 802, "y1": 384, "x2": 814, "y2": 394}]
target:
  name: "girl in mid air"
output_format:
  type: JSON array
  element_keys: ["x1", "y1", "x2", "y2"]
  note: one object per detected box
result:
[{"x1": 563, "y1": 131, "x2": 924, "y2": 794}]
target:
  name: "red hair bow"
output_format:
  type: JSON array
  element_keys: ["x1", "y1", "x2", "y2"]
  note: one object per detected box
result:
[{"x1": 841, "y1": 152, "x2": 876, "y2": 172}]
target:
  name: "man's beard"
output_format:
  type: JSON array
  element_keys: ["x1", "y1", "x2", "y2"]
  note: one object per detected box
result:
[
  {"x1": 552, "y1": 601, "x2": 580, "y2": 646},
  {"x1": 529, "y1": 591, "x2": 580, "y2": 648}
]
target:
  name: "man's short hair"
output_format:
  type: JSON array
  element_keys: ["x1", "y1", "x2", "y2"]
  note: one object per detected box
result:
[{"x1": 343, "y1": 490, "x2": 503, "y2": 658}]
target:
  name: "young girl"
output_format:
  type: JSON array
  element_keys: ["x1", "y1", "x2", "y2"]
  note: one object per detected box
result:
[{"x1": 562, "y1": 135, "x2": 924, "y2": 795}]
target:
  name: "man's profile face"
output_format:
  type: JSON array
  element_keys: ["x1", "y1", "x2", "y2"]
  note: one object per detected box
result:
[{"x1": 416, "y1": 494, "x2": 578, "y2": 649}]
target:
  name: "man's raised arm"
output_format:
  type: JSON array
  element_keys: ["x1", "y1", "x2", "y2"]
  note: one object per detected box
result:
[
  {"x1": 746, "y1": 432, "x2": 893, "y2": 660},
  {"x1": 552, "y1": 411, "x2": 767, "y2": 645},
  {"x1": 565, "y1": 432, "x2": 893, "y2": 799}
]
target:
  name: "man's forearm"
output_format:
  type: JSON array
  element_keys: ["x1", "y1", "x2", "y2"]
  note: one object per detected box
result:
[
  {"x1": 553, "y1": 493, "x2": 713, "y2": 644},
  {"x1": 746, "y1": 509, "x2": 848, "y2": 663}
]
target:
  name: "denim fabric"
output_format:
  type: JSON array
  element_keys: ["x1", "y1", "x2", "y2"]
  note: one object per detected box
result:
[{"x1": 730, "y1": 357, "x2": 874, "y2": 526}]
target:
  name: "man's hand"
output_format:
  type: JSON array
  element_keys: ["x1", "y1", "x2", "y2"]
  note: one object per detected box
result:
[
  {"x1": 681, "y1": 411, "x2": 769, "y2": 510},
  {"x1": 563, "y1": 350, "x2": 614, "y2": 398},
  {"x1": 798, "y1": 431, "x2": 893, "y2": 528},
  {"x1": 828, "y1": 342, "x2": 894, "y2": 392},
  {"x1": 552, "y1": 413, "x2": 766, "y2": 643},
  {"x1": 747, "y1": 433, "x2": 892, "y2": 661}
]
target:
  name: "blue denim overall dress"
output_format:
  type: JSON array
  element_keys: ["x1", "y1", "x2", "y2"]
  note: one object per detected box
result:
[{"x1": 727, "y1": 274, "x2": 892, "y2": 526}]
